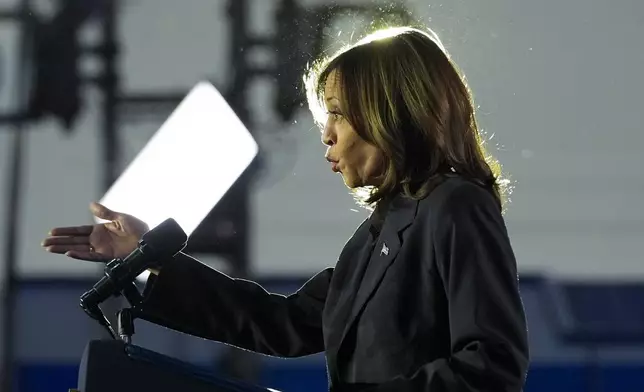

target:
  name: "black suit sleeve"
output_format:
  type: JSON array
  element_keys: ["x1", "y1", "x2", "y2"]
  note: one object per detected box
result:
[
  {"x1": 367, "y1": 184, "x2": 530, "y2": 392},
  {"x1": 138, "y1": 253, "x2": 331, "y2": 358}
]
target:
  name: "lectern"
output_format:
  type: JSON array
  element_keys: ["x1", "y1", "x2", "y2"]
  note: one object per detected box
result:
[{"x1": 75, "y1": 339, "x2": 278, "y2": 392}]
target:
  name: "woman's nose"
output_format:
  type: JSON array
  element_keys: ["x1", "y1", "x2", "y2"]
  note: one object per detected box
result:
[{"x1": 322, "y1": 125, "x2": 335, "y2": 146}]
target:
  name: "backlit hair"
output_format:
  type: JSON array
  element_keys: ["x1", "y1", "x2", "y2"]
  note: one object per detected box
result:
[{"x1": 304, "y1": 26, "x2": 510, "y2": 210}]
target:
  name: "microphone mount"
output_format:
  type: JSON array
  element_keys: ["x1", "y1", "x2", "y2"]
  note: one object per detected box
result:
[
  {"x1": 79, "y1": 218, "x2": 187, "y2": 342},
  {"x1": 79, "y1": 275, "x2": 144, "y2": 342}
]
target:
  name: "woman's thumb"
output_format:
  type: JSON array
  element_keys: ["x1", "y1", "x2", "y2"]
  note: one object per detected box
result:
[{"x1": 89, "y1": 202, "x2": 117, "y2": 221}]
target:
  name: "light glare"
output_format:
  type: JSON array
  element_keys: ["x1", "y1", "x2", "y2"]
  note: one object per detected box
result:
[{"x1": 97, "y1": 81, "x2": 258, "y2": 237}]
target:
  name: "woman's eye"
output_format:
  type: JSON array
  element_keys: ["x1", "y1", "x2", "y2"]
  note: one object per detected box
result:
[{"x1": 328, "y1": 111, "x2": 343, "y2": 121}]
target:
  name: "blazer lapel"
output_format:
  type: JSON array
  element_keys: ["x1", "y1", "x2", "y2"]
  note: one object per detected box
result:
[
  {"x1": 324, "y1": 219, "x2": 371, "y2": 344},
  {"x1": 337, "y1": 195, "x2": 419, "y2": 348}
]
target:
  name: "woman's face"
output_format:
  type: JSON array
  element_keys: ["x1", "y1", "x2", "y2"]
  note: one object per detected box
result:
[{"x1": 322, "y1": 70, "x2": 384, "y2": 189}]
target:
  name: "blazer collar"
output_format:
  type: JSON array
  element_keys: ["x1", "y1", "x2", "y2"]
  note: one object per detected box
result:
[{"x1": 336, "y1": 193, "x2": 419, "y2": 354}]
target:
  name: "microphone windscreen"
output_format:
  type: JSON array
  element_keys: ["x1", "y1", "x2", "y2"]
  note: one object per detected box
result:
[{"x1": 141, "y1": 218, "x2": 187, "y2": 256}]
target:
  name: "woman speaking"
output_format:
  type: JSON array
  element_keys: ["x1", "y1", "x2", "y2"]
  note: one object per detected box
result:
[{"x1": 42, "y1": 27, "x2": 529, "y2": 391}]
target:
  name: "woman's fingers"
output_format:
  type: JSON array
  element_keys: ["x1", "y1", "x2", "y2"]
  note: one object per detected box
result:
[
  {"x1": 65, "y1": 251, "x2": 109, "y2": 262},
  {"x1": 48, "y1": 225, "x2": 93, "y2": 236},
  {"x1": 44, "y1": 244, "x2": 92, "y2": 254},
  {"x1": 41, "y1": 235, "x2": 90, "y2": 247}
]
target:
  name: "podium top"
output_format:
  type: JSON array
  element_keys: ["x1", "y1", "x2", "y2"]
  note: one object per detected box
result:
[
  {"x1": 124, "y1": 344, "x2": 281, "y2": 392},
  {"x1": 79, "y1": 340, "x2": 281, "y2": 392}
]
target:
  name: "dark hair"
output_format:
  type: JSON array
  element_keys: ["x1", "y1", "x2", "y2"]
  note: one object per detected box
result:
[{"x1": 304, "y1": 27, "x2": 510, "y2": 210}]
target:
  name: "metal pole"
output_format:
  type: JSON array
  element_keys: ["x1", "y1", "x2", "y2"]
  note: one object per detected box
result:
[
  {"x1": 1, "y1": 127, "x2": 26, "y2": 392},
  {"x1": 1, "y1": 1, "x2": 31, "y2": 390},
  {"x1": 100, "y1": 0, "x2": 119, "y2": 191},
  {"x1": 216, "y1": 0, "x2": 258, "y2": 382},
  {"x1": 93, "y1": 0, "x2": 125, "y2": 332}
]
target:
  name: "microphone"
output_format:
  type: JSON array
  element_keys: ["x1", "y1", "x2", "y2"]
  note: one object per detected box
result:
[{"x1": 80, "y1": 218, "x2": 187, "y2": 314}]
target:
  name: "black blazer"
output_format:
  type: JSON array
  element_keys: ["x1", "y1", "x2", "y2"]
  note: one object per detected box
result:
[{"x1": 139, "y1": 177, "x2": 530, "y2": 392}]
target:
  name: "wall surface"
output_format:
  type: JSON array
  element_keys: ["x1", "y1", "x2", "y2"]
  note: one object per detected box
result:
[{"x1": 1, "y1": 0, "x2": 643, "y2": 278}]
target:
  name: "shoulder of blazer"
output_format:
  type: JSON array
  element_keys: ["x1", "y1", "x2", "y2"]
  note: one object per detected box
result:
[{"x1": 415, "y1": 176, "x2": 497, "y2": 225}]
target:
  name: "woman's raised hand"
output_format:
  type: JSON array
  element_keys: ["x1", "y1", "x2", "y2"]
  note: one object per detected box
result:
[{"x1": 42, "y1": 202, "x2": 150, "y2": 262}]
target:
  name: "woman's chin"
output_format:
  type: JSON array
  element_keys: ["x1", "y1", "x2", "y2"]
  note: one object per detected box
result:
[
  {"x1": 340, "y1": 174, "x2": 355, "y2": 188},
  {"x1": 342, "y1": 175, "x2": 363, "y2": 189}
]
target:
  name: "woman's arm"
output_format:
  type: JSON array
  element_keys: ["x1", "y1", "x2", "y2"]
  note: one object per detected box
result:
[{"x1": 138, "y1": 253, "x2": 332, "y2": 358}]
